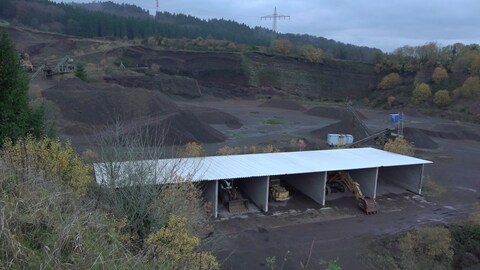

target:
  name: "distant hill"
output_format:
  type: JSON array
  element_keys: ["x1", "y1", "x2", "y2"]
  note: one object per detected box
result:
[{"x1": 0, "y1": 0, "x2": 381, "y2": 63}]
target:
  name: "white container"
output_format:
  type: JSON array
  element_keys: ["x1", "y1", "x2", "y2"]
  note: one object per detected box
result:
[{"x1": 327, "y1": 134, "x2": 354, "y2": 146}]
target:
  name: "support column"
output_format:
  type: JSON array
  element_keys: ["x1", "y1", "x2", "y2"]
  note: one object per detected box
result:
[
  {"x1": 283, "y1": 172, "x2": 327, "y2": 205},
  {"x1": 204, "y1": 180, "x2": 218, "y2": 218},
  {"x1": 237, "y1": 176, "x2": 269, "y2": 212},
  {"x1": 379, "y1": 164, "x2": 424, "y2": 194},
  {"x1": 349, "y1": 168, "x2": 379, "y2": 198}
]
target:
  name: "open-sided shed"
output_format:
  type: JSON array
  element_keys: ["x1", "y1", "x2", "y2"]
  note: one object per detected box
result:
[{"x1": 94, "y1": 147, "x2": 432, "y2": 218}]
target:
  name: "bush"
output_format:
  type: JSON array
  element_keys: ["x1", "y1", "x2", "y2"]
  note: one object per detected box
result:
[
  {"x1": 398, "y1": 227, "x2": 454, "y2": 270},
  {"x1": 412, "y1": 83, "x2": 432, "y2": 105},
  {"x1": 217, "y1": 145, "x2": 242, "y2": 155},
  {"x1": 433, "y1": 90, "x2": 451, "y2": 107},
  {"x1": 145, "y1": 215, "x2": 219, "y2": 269},
  {"x1": 178, "y1": 142, "x2": 206, "y2": 157},
  {"x1": 387, "y1": 96, "x2": 396, "y2": 107},
  {"x1": 75, "y1": 63, "x2": 87, "y2": 81},
  {"x1": 432, "y1": 66, "x2": 449, "y2": 84},
  {"x1": 1, "y1": 135, "x2": 93, "y2": 194},
  {"x1": 378, "y1": 73, "x2": 402, "y2": 90},
  {"x1": 272, "y1": 39, "x2": 292, "y2": 55},
  {"x1": 0, "y1": 140, "x2": 138, "y2": 269},
  {"x1": 301, "y1": 45, "x2": 323, "y2": 63},
  {"x1": 384, "y1": 137, "x2": 415, "y2": 156},
  {"x1": 461, "y1": 76, "x2": 480, "y2": 99}
]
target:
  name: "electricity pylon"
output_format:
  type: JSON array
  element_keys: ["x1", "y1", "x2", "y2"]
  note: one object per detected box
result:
[{"x1": 261, "y1": 7, "x2": 290, "y2": 33}]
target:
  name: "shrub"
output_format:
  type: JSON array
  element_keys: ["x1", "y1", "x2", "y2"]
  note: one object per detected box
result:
[
  {"x1": 461, "y1": 76, "x2": 480, "y2": 99},
  {"x1": 412, "y1": 83, "x2": 432, "y2": 105},
  {"x1": 145, "y1": 215, "x2": 219, "y2": 269},
  {"x1": 75, "y1": 63, "x2": 87, "y2": 81},
  {"x1": 0, "y1": 143, "x2": 138, "y2": 269},
  {"x1": 301, "y1": 45, "x2": 323, "y2": 63},
  {"x1": 433, "y1": 90, "x2": 451, "y2": 107},
  {"x1": 432, "y1": 66, "x2": 449, "y2": 84},
  {"x1": 1, "y1": 135, "x2": 93, "y2": 194},
  {"x1": 178, "y1": 142, "x2": 206, "y2": 157},
  {"x1": 378, "y1": 73, "x2": 402, "y2": 90},
  {"x1": 384, "y1": 137, "x2": 415, "y2": 156},
  {"x1": 272, "y1": 39, "x2": 292, "y2": 55},
  {"x1": 387, "y1": 96, "x2": 396, "y2": 107},
  {"x1": 216, "y1": 145, "x2": 242, "y2": 155},
  {"x1": 398, "y1": 227, "x2": 454, "y2": 270}
]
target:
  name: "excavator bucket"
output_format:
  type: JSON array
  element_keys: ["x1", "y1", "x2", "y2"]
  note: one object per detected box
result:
[
  {"x1": 227, "y1": 199, "x2": 249, "y2": 214},
  {"x1": 359, "y1": 197, "x2": 379, "y2": 215}
]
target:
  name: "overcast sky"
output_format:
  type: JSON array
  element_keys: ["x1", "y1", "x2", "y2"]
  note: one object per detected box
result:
[{"x1": 61, "y1": 0, "x2": 480, "y2": 52}]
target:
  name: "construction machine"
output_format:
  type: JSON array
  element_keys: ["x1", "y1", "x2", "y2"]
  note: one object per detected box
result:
[
  {"x1": 269, "y1": 178, "x2": 290, "y2": 202},
  {"x1": 327, "y1": 171, "x2": 379, "y2": 215},
  {"x1": 219, "y1": 180, "x2": 249, "y2": 214}
]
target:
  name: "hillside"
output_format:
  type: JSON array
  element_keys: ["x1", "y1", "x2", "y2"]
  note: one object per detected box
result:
[{"x1": 0, "y1": 0, "x2": 381, "y2": 63}]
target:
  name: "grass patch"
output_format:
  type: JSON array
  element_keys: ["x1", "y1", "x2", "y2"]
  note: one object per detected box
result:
[
  {"x1": 263, "y1": 116, "x2": 284, "y2": 125},
  {"x1": 224, "y1": 130, "x2": 247, "y2": 139},
  {"x1": 422, "y1": 177, "x2": 448, "y2": 198}
]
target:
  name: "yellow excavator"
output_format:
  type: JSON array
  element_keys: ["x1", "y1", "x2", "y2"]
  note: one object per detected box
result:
[{"x1": 327, "y1": 171, "x2": 379, "y2": 215}]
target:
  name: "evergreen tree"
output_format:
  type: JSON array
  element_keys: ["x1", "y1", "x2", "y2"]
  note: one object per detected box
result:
[
  {"x1": 0, "y1": 31, "x2": 43, "y2": 143},
  {"x1": 75, "y1": 63, "x2": 87, "y2": 81}
]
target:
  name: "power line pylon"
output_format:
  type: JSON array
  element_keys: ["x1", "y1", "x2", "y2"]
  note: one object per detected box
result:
[{"x1": 261, "y1": 7, "x2": 290, "y2": 33}]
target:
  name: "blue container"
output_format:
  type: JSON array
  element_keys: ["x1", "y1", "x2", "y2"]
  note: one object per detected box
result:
[{"x1": 389, "y1": 114, "x2": 400, "y2": 123}]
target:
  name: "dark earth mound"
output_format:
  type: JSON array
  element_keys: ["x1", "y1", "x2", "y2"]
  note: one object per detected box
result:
[
  {"x1": 259, "y1": 100, "x2": 307, "y2": 111},
  {"x1": 43, "y1": 78, "x2": 226, "y2": 145},
  {"x1": 307, "y1": 105, "x2": 369, "y2": 141},
  {"x1": 403, "y1": 127, "x2": 439, "y2": 149},
  {"x1": 410, "y1": 124, "x2": 480, "y2": 142}
]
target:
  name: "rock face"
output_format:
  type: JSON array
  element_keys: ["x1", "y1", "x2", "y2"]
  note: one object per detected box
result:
[
  {"x1": 110, "y1": 46, "x2": 382, "y2": 100},
  {"x1": 105, "y1": 73, "x2": 202, "y2": 98}
]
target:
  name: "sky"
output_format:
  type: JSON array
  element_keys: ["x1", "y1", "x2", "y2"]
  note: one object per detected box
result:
[{"x1": 60, "y1": 0, "x2": 480, "y2": 52}]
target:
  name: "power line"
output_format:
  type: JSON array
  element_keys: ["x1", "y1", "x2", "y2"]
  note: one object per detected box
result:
[{"x1": 260, "y1": 7, "x2": 290, "y2": 33}]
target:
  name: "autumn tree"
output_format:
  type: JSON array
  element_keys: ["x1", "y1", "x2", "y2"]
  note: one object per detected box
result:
[
  {"x1": 384, "y1": 137, "x2": 415, "y2": 156},
  {"x1": 301, "y1": 44, "x2": 323, "y2": 63},
  {"x1": 0, "y1": 31, "x2": 44, "y2": 143},
  {"x1": 178, "y1": 142, "x2": 206, "y2": 157},
  {"x1": 378, "y1": 73, "x2": 402, "y2": 90},
  {"x1": 460, "y1": 76, "x2": 480, "y2": 99},
  {"x1": 272, "y1": 39, "x2": 292, "y2": 55},
  {"x1": 412, "y1": 83, "x2": 432, "y2": 105},
  {"x1": 432, "y1": 66, "x2": 449, "y2": 84},
  {"x1": 433, "y1": 90, "x2": 451, "y2": 107}
]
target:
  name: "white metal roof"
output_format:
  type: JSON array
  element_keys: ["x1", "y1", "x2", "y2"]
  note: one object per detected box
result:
[{"x1": 94, "y1": 147, "x2": 432, "y2": 185}]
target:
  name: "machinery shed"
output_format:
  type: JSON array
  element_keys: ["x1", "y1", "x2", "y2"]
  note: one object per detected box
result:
[{"x1": 94, "y1": 147, "x2": 432, "y2": 218}]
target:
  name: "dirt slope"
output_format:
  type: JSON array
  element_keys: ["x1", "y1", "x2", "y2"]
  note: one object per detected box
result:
[
  {"x1": 306, "y1": 105, "x2": 369, "y2": 141},
  {"x1": 43, "y1": 78, "x2": 226, "y2": 145}
]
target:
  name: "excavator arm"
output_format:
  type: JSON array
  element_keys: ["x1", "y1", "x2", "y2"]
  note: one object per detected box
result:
[{"x1": 327, "y1": 171, "x2": 379, "y2": 215}]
